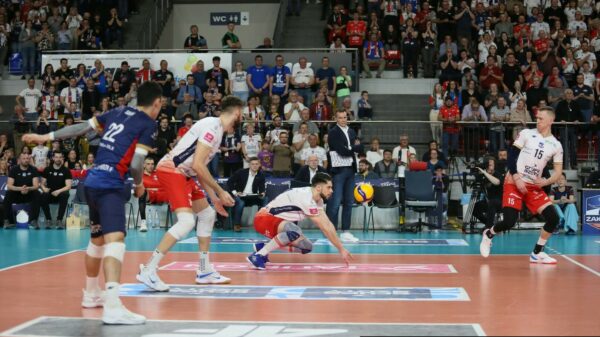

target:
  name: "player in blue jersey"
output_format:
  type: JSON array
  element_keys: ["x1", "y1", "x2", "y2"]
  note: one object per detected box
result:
[{"x1": 23, "y1": 82, "x2": 162, "y2": 325}]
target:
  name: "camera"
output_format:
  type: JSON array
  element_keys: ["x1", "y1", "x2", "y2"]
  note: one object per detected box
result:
[{"x1": 468, "y1": 160, "x2": 486, "y2": 175}]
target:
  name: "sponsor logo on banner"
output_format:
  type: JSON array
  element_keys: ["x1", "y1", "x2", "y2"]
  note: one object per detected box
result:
[
  {"x1": 40, "y1": 53, "x2": 233, "y2": 84},
  {"x1": 585, "y1": 195, "x2": 600, "y2": 230},
  {"x1": 120, "y1": 284, "x2": 470, "y2": 301},
  {"x1": 160, "y1": 262, "x2": 458, "y2": 274},
  {"x1": 180, "y1": 237, "x2": 469, "y2": 246},
  {"x1": 2, "y1": 317, "x2": 486, "y2": 337}
]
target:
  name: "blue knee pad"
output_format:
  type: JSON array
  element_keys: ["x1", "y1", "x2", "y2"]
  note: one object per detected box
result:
[{"x1": 286, "y1": 230, "x2": 301, "y2": 242}]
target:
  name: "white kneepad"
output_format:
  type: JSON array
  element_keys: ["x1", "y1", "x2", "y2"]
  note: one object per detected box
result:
[
  {"x1": 104, "y1": 242, "x2": 126, "y2": 262},
  {"x1": 196, "y1": 207, "x2": 216, "y2": 237},
  {"x1": 167, "y1": 212, "x2": 196, "y2": 241},
  {"x1": 86, "y1": 241, "x2": 104, "y2": 259}
]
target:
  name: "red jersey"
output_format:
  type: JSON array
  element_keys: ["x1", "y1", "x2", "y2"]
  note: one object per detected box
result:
[
  {"x1": 440, "y1": 105, "x2": 460, "y2": 134},
  {"x1": 513, "y1": 24, "x2": 531, "y2": 38},
  {"x1": 178, "y1": 125, "x2": 191, "y2": 138},
  {"x1": 534, "y1": 38, "x2": 549, "y2": 54},
  {"x1": 143, "y1": 171, "x2": 168, "y2": 203},
  {"x1": 136, "y1": 69, "x2": 155, "y2": 84},
  {"x1": 479, "y1": 66, "x2": 503, "y2": 90},
  {"x1": 347, "y1": 20, "x2": 366, "y2": 35}
]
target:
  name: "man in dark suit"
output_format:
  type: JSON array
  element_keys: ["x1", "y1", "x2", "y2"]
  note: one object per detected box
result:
[
  {"x1": 294, "y1": 154, "x2": 326, "y2": 187},
  {"x1": 227, "y1": 157, "x2": 267, "y2": 232},
  {"x1": 326, "y1": 110, "x2": 363, "y2": 242}
]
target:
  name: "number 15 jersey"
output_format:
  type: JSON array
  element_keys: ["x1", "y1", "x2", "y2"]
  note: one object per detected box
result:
[{"x1": 514, "y1": 128, "x2": 563, "y2": 184}]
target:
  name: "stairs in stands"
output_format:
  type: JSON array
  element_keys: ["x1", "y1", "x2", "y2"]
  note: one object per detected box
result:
[{"x1": 280, "y1": 3, "x2": 327, "y2": 48}]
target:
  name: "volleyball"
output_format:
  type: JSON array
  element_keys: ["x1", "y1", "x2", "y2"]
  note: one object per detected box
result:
[{"x1": 354, "y1": 183, "x2": 374, "y2": 203}]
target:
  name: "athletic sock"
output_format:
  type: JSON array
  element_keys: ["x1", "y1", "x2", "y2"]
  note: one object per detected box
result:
[
  {"x1": 85, "y1": 276, "x2": 100, "y2": 293},
  {"x1": 104, "y1": 282, "x2": 121, "y2": 308},
  {"x1": 198, "y1": 251, "x2": 211, "y2": 272},
  {"x1": 146, "y1": 249, "x2": 164, "y2": 270},
  {"x1": 533, "y1": 238, "x2": 547, "y2": 255}
]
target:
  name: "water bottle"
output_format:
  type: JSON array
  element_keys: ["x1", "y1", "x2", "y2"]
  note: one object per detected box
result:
[{"x1": 152, "y1": 209, "x2": 160, "y2": 229}]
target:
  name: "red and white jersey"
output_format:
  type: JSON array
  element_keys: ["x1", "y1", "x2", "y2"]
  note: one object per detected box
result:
[
  {"x1": 157, "y1": 117, "x2": 223, "y2": 177},
  {"x1": 514, "y1": 128, "x2": 563, "y2": 184},
  {"x1": 265, "y1": 187, "x2": 323, "y2": 222}
]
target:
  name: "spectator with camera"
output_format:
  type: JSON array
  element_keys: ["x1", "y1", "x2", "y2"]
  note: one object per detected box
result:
[{"x1": 472, "y1": 157, "x2": 504, "y2": 231}]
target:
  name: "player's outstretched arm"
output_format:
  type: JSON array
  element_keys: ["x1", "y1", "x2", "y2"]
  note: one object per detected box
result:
[
  {"x1": 22, "y1": 120, "x2": 94, "y2": 144},
  {"x1": 310, "y1": 212, "x2": 353, "y2": 265}
]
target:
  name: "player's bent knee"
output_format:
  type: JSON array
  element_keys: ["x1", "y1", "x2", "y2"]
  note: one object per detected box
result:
[
  {"x1": 285, "y1": 230, "x2": 301, "y2": 242},
  {"x1": 103, "y1": 242, "x2": 125, "y2": 262},
  {"x1": 300, "y1": 240, "x2": 313, "y2": 254},
  {"x1": 86, "y1": 241, "x2": 104, "y2": 259},
  {"x1": 542, "y1": 206, "x2": 560, "y2": 233},
  {"x1": 168, "y1": 212, "x2": 196, "y2": 241},
  {"x1": 196, "y1": 207, "x2": 216, "y2": 237}
]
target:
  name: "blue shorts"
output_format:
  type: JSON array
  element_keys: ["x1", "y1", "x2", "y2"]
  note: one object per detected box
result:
[{"x1": 84, "y1": 186, "x2": 127, "y2": 238}]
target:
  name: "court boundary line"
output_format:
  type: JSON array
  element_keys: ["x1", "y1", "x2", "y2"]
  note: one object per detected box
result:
[
  {"x1": 1, "y1": 316, "x2": 487, "y2": 336},
  {"x1": 546, "y1": 247, "x2": 600, "y2": 278},
  {"x1": 0, "y1": 250, "x2": 80, "y2": 273},
  {"x1": 125, "y1": 250, "x2": 563, "y2": 257}
]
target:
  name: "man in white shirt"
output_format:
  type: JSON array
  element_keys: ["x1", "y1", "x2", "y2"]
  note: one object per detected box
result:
[
  {"x1": 291, "y1": 57, "x2": 315, "y2": 106},
  {"x1": 284, "y1": 91, "x2": 306, "y2": 122},
  {"x1": 567, "y1": 11, "x2": 587, "y2": 32},
  {"x1": 241, "y1": 122, "x2": 262, "y2": 168},
  {"x1": 301, "y1": 134, "x2": 328, "y2": 168},
  {"x1": 576, "y1": 41, "x2": 597, "y2": 71},
  {"x1": 267, "y1": 116, "x2": 285, "y2": 145},
  {"x1": 32, "y1": 142, "x2": 49, "y2": 171},
  {"x1": 392, "y1": 134, "x2": 417, "y2": 176},
  {"x1": 531, "y1": 13, "x2": 550, "y2": 39},
  {"x1": 60, "y1": 77, "x2": 83, "y2": 112},
  {"x1": 17, "y1": 78, "x2": 42, "y2": 120}
]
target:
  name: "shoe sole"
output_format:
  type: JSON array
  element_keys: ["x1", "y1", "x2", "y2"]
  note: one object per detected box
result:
[
  {"x1": 102, "y1": 318, "x2": 146, "y2": 325},
  {"x1": 135, "y1": 274, "x2": 170, "y2": 292},
  {"x1": 246, "y1": 257, "x2": 265, "y2": 270},
  {"x1": 195, "y1": 279, "x2": 232, "y2": 285},
  {"x1": 81, "y1": 302, "x2": 104, "y2": 308},
  {"x1": 529, "y1": 260, "x2": 558, "y2": 265}
]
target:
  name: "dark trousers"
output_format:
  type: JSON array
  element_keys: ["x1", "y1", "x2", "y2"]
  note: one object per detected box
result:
[
  {"x1": 139, "y1": 191, "x2": 148, "y2": 220},
  {"x1": 403, "y1": 52, "x2": 418, "y2": 78},
  {"x1": 232, "y1": 195, "x2": 268, "y2": 226},
  {"x1": 464, "y1": 126, "x2": 483, "y2": 162},
  {"x1": 40, "y1": 191, "x2": 70, "y2": 221},
  {"x1": 3, "y1": 190, "x2": 41, "y2": 224},
  {"x1": 473, "y1": 198, "x2": 502, "y2": 229},
  {"x1": 559, "y1": 127, "x2": 578, "y2": 168},
  {"x1": 326, "y1": 166, "x2": 354, "y2": 231}
]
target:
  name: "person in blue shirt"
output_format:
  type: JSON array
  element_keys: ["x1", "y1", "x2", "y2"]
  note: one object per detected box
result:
[
  {"x1": 315, "y1": 56, "x2": 337, "y2": 97},
  {"x1": 269, "y1": 54, "x2": 291, "y2": 100},
  {"x1": 23, "y1": 82, "x2": 162, "y2": 326},
  {"x1": 247, "y1": 55, "x2": 271, "y2": 100}
]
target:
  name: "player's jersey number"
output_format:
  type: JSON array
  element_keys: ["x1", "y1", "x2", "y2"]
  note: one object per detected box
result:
[{"x1": 103, "y1": 123, "x2": 125, "y2": 143}]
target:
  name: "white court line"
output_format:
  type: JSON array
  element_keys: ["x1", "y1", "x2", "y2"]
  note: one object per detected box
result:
[
  {"x1": 546, "y1": 247, "x2": 600, "y2": 278},
  {"x1": 0, "y1": 250, "x2": 80, "y2": 273},
  {"x1": 1, "y1": 316, "x2": 487, "y2": 337}
]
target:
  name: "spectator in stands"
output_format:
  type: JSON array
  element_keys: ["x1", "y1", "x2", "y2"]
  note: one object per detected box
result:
[
  {"x1": 271, "y1": 131, "x2": 293, "y2": 177},
  {"x1": 270, "y1": 54, "x2": 291, "y2": 100},
  {"x1": 31, "y1": 140, "x2": 48, "y2": 171},
  {"x1": 489, "y1": 97, "x2": 510, "y2": 154},
  {"x1": 426, "y1": 149, "x2": 446, "y2": 173},
  {"x1": 479, "y1": 55, "x2": 503, "y2": 91},
  {"x1": 40, "y1": 64, "x2": 56, "y2": 94},
  {"x1": 421, "y1": 20, "x2": 437, "y2": 78},
  {"x1": 462, "y1": 98, "x2": 488, "y2": 163},
  {"x1": 392, "y1": 134, "x2": 416, "y2": 169},
  {"x1": 366, "y1": 137, "x2": 383, "y2": 167},
  {"x1": 35, "y1": 110, "x2": 50, "y2": 134},
  {"x1": 295, "y1": 154, "x2": 326, "y2": 186},
  {"x1": 508, "y1": 80, "x2": 526, "y2": 110},
  {"x1": 81, "y1": 78, "x2": 100, "y2": 120},
  {"x1": 526, "y1": 76, "x2": 548, "y2": 112},
  {"x1": 105, "y1": 7, "x2": 124, "y2": 48},
  {"x1": 556, "y1": 89, "x2": 582, "y2": 169},
  {"x1": 175, "y1": 74, "x2": 201, "y2": 120},
  {"x1": 184, "y1": 24, "x2": 207, "y2": 51},
  {"x1": 330, "y1": 36, "x2": 347, "y2": 53},
  {"x1": 439, "y1": 35, "x2": 458, "y2": 59},
  {"x1": 301, "y1": 133, "x2": 327, "y2": 167},
  {"x1": 204, "y1": 78, "x2": 223, "y2": 106},
  {"x1": 65, "y1": 6, "x2": 82, "y2": 49},
  {"x1": 335, "y1": 66, "x2": 352, "y2": 107},
  {"x1": 230, "y1": 61, "x2": 249, "y2": 103},
  {"x1": 256, "y1": 37, "x2": 273, "y2": 49},
  {"x1": 439, "y1": 96, "x2": 460, "y2": 157},
  {"x1": 155, "y1": 116, "x2": 176, "y2": 159},
  {"x1": 222, "y1": 22, "x2": 241, "y2": 49},
  {"x1": 374, "y1": 149, "x2": 397, "y2": 178},
  {"x1": 357, "y1": 90, "x2": 373, "y2": 120},
  {"x1": 125, "y1": 82, "x2": 139, "y2": 107},
  {"x1": 177, "y1": 114, "x2": 194, "y2": 142},
  {"x1": 0, "y1": 159, "x2": 8, "y2": 176},
  {"x1": 136, "y1": 59, "x2": 154, "y2": 85},
  {"x1": 421, "y1": 141, "x2": 447, "y2": 164},
  {"x1": 401, "y1": 28, "x2": 419, "y2": 79},
  {"x1": 137, "y1": 157, "x2": 162, "y2": 232},
  {"x1": 291, "y1": 57, "x2": 315, "y2": 106},
  {"x1": 107, "y1": 80, "x2": 121, "y2": 106},
  {"x1": 326, "y1": 5, "x2": 348, "y2": 45},
  {"x1": 284, "y1": 91, "x2": 306, "y2": 122},
  {"x1": 35, "y1": 22, "x2": 54, "y2": 71},
  {"x1": 0, "y1": 134, "x2": 12, "y2": 159},
  {"x1": 429, "y1": 83, "x2": 445, "y2": 144},
  {"x1": 39, "y1": 151, "x2": 71, "y2": 229},
  {"x1": 551, "y1": 173, "x2": 578, "y2": 235},
  {"x1": 74, "y1": 63, "x2": 88, "y2": 91},
  {"x1": 347, "y1": 12, "x2": 367, "y2": 49},
  {"x1": 545, "y1": 66, "x2": 568, "y2": 107},
  {"x1": 19, "y1": 20, "x2": 36, "y2": 79},
  {"x1": 113, "y1": 60, "x2": 136, "y2": 94},
  {"x1": 572, "y1": 73, "x2": 594, "y2": 126},
  {"x1": 310, "y1": 91, "x2": 332, "y2": 132},
  {"x1": 247, "y1": 55, "x2": 270, "y2": 101},
  {"x1": 12, "y1": 106, "x2": 30, "y2": 153},
  {"x1": 258, "y1": 140, "x2": 273, "y2": 174},
  {"x1": 292, "y1": 122, "x2": 311, "y2": 171},
  {"x1": 54, "y1": 58, "x2": 73, "y2": 92},
  {"x1": 241, "y1": 122, "x2": 262, "y2": 169},
  {"x1": 221, "y1": 128, "x2": 243, "y2": 177},
  {"x1": 293, "y1": 108, "x2": 319, "y2": 135},
  {"x1": 17, "y1": 77, "x2": 42, "y2": 121},
  {"x1": 356, "y1": 159, "x2": 378, "y2": 180},
  {"x1": 88, "y1": 59, "x2": 109, "y2": 96},
  {"x1": 509, "y1": 99, "x2": 532, "y2": 140},
  {"x1": 227, "y1": 157, "x2": 267, "y2": 232},
  {"x1": 243, "y1": 95, "x2": 265, "y2": 126},
  {"x1": 59, "y1": 77, "x2": 82, "y2": 113},
  {"x1": 439, "y1": 47, "x2": 461, "y2": 84},
  {"x1": 362, "y1": 33, "x2": 386, "y2": 78},
  {"x1": 56, "y1": 21, "x2": 71, "y2": 50},
  {"x1": 207, "y1": 56, "x2": 229, "y2": 96},
  {"x1": 76, "y1": 19, "x2": 100, "y2": 50},
  {"x1": 383, "y1": 23, "x2": 399, "y2": 53},
  {"x1": 151, "y1": 59, "x2": 174, "y2": 99},
  {"x1": 266, "y1": 115, "x2": 285, "y2": 145},
  {"x1": 4, "y1": 152, "x2": 41, "y2": 229}
]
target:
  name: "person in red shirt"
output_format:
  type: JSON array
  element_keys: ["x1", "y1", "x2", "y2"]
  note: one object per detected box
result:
[
  {"x1": 346, "y1": 12, "x2": 366, "y2": 47},
  {"x1": 523, "y1": 60, "x2": 544, "y2": 89},
  {"x1": 533, "y1": 30, "x2": 549, "y2": 55},
  {"x1": 176, "y1": 114, "x2": 194, "y2": 141},
  {"x1": 439, "y1": 96, "x2": 460, "y2": 157},
  {"x1": 513, "y1": 15, "x2": 531, "y2": 41},
  {"x1": 479, "y1": 56, "x2": 504, "y2": 91},
  {"x1": 138, "y1": 157, "x2": 168, "y2": 232},
  {"x1": 136, "y1": 59, "x2": 155, "y2": 84},
  {"x1": 309, "y1": 91, "x2": 332, "y2": 127}
]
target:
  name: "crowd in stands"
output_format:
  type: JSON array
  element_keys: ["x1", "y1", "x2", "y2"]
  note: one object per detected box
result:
[{"x1": 0, "y1": 0, "x2": 138, "y2": 79}]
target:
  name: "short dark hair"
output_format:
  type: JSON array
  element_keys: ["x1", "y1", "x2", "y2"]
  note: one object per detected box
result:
[
  {"x1": 248, "y1": 156, "x2": 260, "y2": 162},
  {"x1": 220, "y1": 96, "x2": 244, "y2": 114},
  {"x1": 311, "y1": 172, "x2": 332, "y2": 187},
  {"x1": 213, "y1": 56, "x2": 221, "y2": 62},
  {"x1": 255, "y1": 55, "x2": 263, "y2": 60},
  {"x1": 361, "y1": 91, "x2": 369, "y2": 95},
  {"x1": 383, "y1": 149, "x2": 392, "y2": 155},
  {"x1": 137, "y1": 82, "x2": 163, "y2": 107},
  {"x1": 183, "y1": 113, "x2": 194, "y2": 121},
  {"x1": 121, "y1": 61, "x2": 129, "y2": 66}
]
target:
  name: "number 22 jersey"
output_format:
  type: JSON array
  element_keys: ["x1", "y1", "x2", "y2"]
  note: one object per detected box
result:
[{"x1": 514, "y1": 128, "x2": 563, "y2": 184}]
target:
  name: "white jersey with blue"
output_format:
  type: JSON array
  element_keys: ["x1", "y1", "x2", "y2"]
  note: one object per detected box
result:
[
  {"x1": 157, "y1": 117, "x2": 223, "y2": 177},
  {"x1": 85, "y1": 106, "x2": 156, "y2": 189},
  {"x1": 265, "y1": 187, "x2": 323, "y2": 222},
  {"x1": 514, "y1": 128, "x2": 563, "y2": 184}
]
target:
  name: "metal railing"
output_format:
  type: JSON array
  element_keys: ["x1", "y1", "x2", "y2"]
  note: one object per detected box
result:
[{"x1": 137, "y1": 0, "x2": 174, "y2": 50}]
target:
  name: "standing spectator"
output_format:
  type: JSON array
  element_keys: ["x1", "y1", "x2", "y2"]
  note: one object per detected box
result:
[
  {"x1": 89, "y1": 59, "x2": 110, "y2": 96},
  {"x1": 572, "y1": 73, "x2": 594, "y2": 125},
  {"x1": 105, "y1": 8, "x2": 124, "y2": 48},
  {"x1": 309, "y1": 91, "x2": 332, "y2": 131},
  {"x1": 175, "y1": 74, "x2": 202, "y2": 120},
  {"x1": 266, "y1": 115, "x2": 285, "y2": 145},
  {"x1": 489, "y1": 97, "x2": 510, "y2": 153},
  {"x1": 81, "y1": 78, "x2": 100, "y2": 120},
  {"x1": 555, "y1": 89, "x2": 582, "y2": 168},
  {"x1": 362, "y1": 33, "x2": 386, "y2": 78},
  {"x1": 113, "y1": 61, "x2": 136, "y2": 95},
  {"x1": 153, "y1": 59, "x2": 174, "y2": 98},
  {"x1": 326, "y1": 110, "x2": 363, "y2": 243},
  {"x1": 374, "y1": 149, "x2": 398, "y2": 178},
  {"x1": 207, "y1": 56, "x2": 229, "y2": 96},
  {"x1": 315, "y1": 56, "x2": 337, "y2": 98},
  {"x1": 155, "y1": 116, "x2": 176, "y2": 159},
  {"x1": 222, "y1": 22, "x2": 241, "y2": 49},
  {"x1": 65, "y1": 7, "x2": 82, "y2": 49},
  {"x1": 19, "y1": 20, "x2": 36, "y2": 79},
  {"x1": 502, "y1": 53, "x2": 523, "y2": 92},
  {"x1": 357, "y1": 90, "x2": 373, "y2": 120},
  {"x1": 136, "y1": 59, "x2": 154, "y2": 85},
  {"x1": 221, "y1": 129, "x2": 243, "y2": 177},
  {"x1": 3, "y1": 153, "x2": 41, "y2": 229},
  {"x1": 509, "y1": 99, "x2": 532, "y2": 140},
  {"x1": 335, "y1": 66, "x2": 352, "y2": 107},
  {"x1": 16, "y1": 77, "x2": 42, "y2": 121},
  {"x1": 241, "y1": 122, "x2": 262, "y2": 168},
  {"x1": 39, "y1": 151, "x2": 71, "y2": 229},
  {"x1": 227, "y1": 157, "x2": 267, "y2": 232},
  {"x1": 421, "y1": 21, "x2": 437, "y2": 79},
  {"x1": 34, "y1": 22, "x2": 53, "y2": 72},
  {"x1": 60, "y1": 77, "x2": 83, "y2": 112},
  {"x1": 247, "y1": 55, "x2": 270, "y2": 101},
  {"x1": 479, "y1": 56, "x2": 503, "y2": 91},
  {"x1": 461, "y1": 99, "x2": 488, "y2": 163},
  {"x1": 230, "y1": 61, "x2": 249, "y2": 103},
  {"x1": 401, "y1": 29, "x2": 419, "y2": 79},
  {"x1": 291, "y1": 57, "x2": 315, "y2": 106},
  {"x1": 56, "y1": 21, "x2": 72, "y2": 50},
  {"x1": 430, "y1": 83, "x2": 445, "y2": 144},
  {"x1": 525, "y1": 76, "x2": 548, "y2": 112},
  {"x1": 326, "y1": 5, "x2": 348, "y2": 44},
  {"x1": 271, "y1": 131, "x2": 294, "y2": 177},
  {"x1": 54, "y1": 58, "x2": 73, "y2": 92},
  {"x1": 439, "y1": 96, "x2": 460, "y2": 157},
  {"x1": 257, "y1": 140, "x2": 273, "y2": 174},
  {"x1": 270, "y1": 54, "x2": 291, "y2": 100},
  {"x1": 183, "y1": 25, "x2": 207, "y2": 50},
  {"x1": 439, "y1": 48, "x2": 461, "y2": 84}
]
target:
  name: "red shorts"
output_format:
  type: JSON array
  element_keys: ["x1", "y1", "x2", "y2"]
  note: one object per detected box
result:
[
  {"x1": 502, "y1": 182, "x2": 552, "y2": 214},
  {"x1": 254, "y1": 212, "x2": 284, "y2": 239},
  {"x1": 156, "y1": 169, "x2": 205, "y2": 211},
  {"x1": 148, "y1": 190, "x2": 168, "y2": 204}
]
